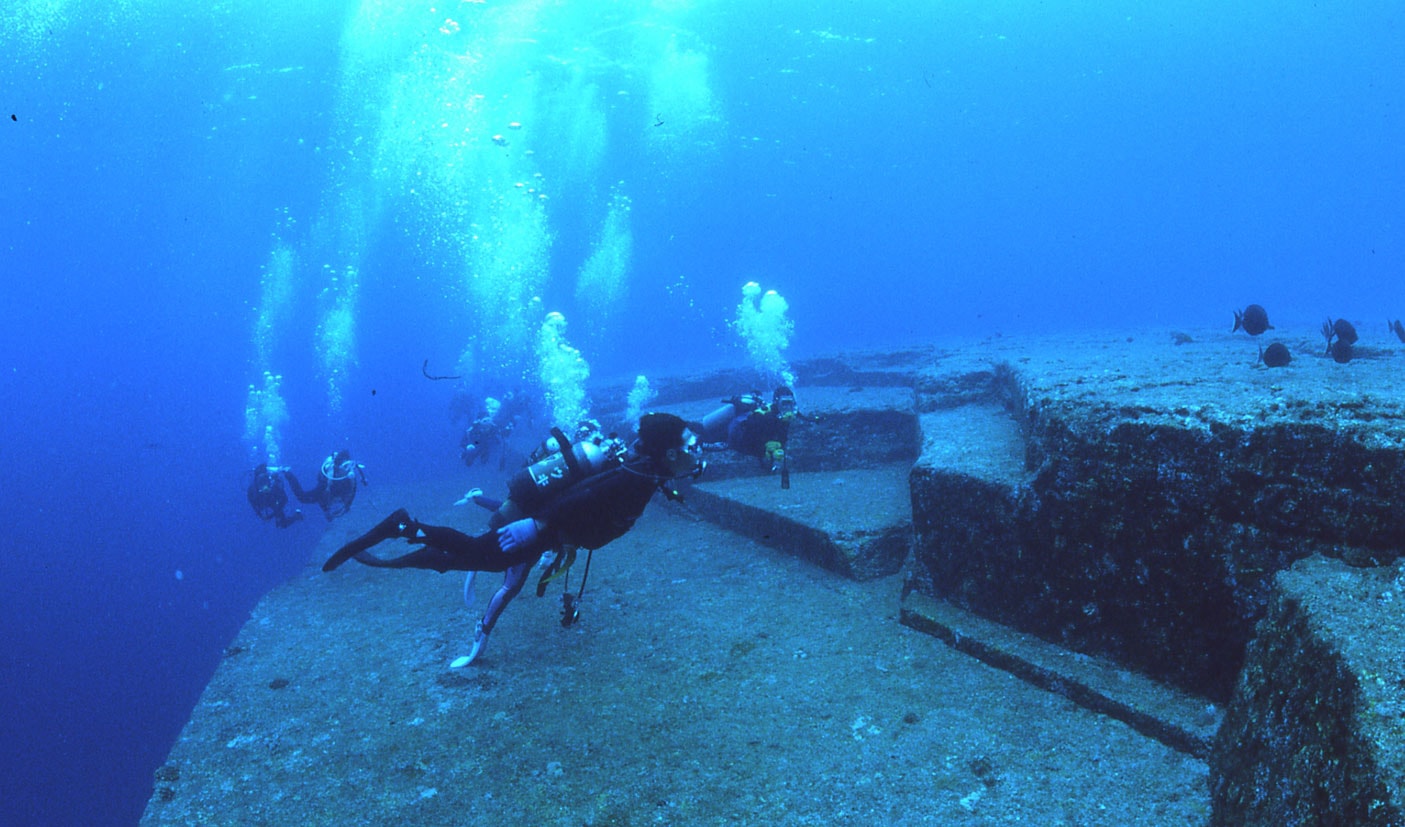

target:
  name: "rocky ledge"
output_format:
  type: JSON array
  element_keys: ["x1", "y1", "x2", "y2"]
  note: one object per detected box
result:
[
  {"x1": 622, "y1": 326, "x2": 1405, "y2": 819},
  {"x1": 901, "y1": 329, "x2": 1405, "y2": 704},
  {"x1": 1211, "y1": 555, "x2": 1405, "y2": 825}
]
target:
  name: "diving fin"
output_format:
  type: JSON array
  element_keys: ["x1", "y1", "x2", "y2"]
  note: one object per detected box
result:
[
  {"x1": 450, "y1": 620, "x2": 488, "y2": 668},
  {"x1": 323, "y1": 508, "x2": 411, "y2": 571},
  {"x1": 463, "y1": 570, "x2": 477, "y2": 608}
]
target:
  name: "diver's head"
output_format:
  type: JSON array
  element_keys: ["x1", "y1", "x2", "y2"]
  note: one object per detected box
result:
[
  {"x1": 573, "y1": 418, "x2": 603, "y2": 443},
  {"x1": 635, "y1": 412, "x2": 701, "y2": 478},
  {"x1": 773, "y1": 386, "x2": 797, "y2": 417},
  {"x1": 323, "y1": 449, "x2": 356, "y2": 480},
  {"x1": 253, "y1": 464, "x2": 274, "y2": 492}
]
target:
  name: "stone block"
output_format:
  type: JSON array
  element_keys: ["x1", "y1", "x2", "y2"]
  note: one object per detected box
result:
[
  {"x1": 1211, "y1": 555, "x2": 1405, "y2": 825},
  {"x1": 901, "y1": 591, "x2": 1222, "y2": 758},
  {"x1": 685, "y1": 465, "x2": 912, "y2": 580},
  {"x1": 908, "y1": 332, "x2": 1405, "y2": 702}
]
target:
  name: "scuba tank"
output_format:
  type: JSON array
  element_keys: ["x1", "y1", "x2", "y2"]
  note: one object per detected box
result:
[
  {"x1": 507, "y1": 431, "x2": 611, "y2": 511},
  {"x1": 698, "y1": 393, "x2": 765, "y2": 444},
  {"x1": 698, "y1": 402, "x2": 740, "y2": 443},
  {"x1": 321, "y1": 453, "x2": 360, "y2": 482}
]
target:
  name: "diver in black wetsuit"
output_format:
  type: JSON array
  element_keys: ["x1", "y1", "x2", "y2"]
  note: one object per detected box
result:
[
  {"x1": 460, "y1": 413, "x2": 509, "y2": 468},
  {"x1": 691, "y1": 386, "x2": 800, "y2": 472},
  {"x1": 323, "y1": 413, "x2": 702, "y2": 664},
  {"x1": 286, "y1": 449, "x2": 367, "y2": 520},
  {"x1": 246, "y1": 464, "x2": 303, "y2": 528}
]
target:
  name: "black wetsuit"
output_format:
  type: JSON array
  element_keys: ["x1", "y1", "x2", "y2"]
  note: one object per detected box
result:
[
  {"x1": 727, "y1": 409, "x2": 790, "y2": 461},
  {"x1": 324, "y1": 459, "x2": 665, "y2": 574},
  {"x1": 247, "y1": 465, "x2": 302, "y2": 529},
  {"x1": 460, "y1": 418, "x2": 509, "y2": 467},
  {"x1": 697, "y1": 396, "x2": 792, "y2": 465}
]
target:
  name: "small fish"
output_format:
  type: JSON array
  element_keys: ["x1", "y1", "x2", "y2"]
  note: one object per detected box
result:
[
  {"x1": 1233, "y1": 304, "x2": 1272, "y2": 336},
  {"x1": 1389, "y1": 320, "x2": 1405, "y2": 343},
  {"x1": 1259, "y1": 342, "x2": 1291, "y2": 368},
  {"x1": 1329, "y1": 339, "x2": 1354, "y2": 364}
]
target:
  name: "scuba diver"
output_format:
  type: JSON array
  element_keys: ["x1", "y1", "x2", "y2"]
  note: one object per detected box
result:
[
  {"x1": 460, "y1": 412, "x2": 509, "y2": 468},
  {"x1": 451, "y1": 417, "x2": 621, "y2": 665},
  {"x1": 246, "y1": 463, "x2": 303, "y2": 528},
  {"x1": 323, "y1": 412, "x2": 703, "y2": 667},
  {"x1": 690, "y1": 386, "x2": 801, "y2": 483},
  {"x1": 459, "y1": 394, "x2": 520, "y2": 469},
  {"x1": 286, "y1": 449, "x2": 368, "y2": 520}
]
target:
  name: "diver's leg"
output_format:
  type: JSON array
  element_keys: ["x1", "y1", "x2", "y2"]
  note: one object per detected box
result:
[
  {"x1": 350, "y1": 546, "x2": 461, "y2": 573},
  {"x1": 411, "y1": 522, "x2": 480, "y2": 550},
  {"x1": 322, "y1": 508, "x2": 412, "y2": 571},
  {"x1": 285, "y1": 472, "x2": 316, "y2": 503},
  {"x1": 336, "y1": 523, "x2": 536, "y2": 574},
  {"x1": 483, "y1": 562, "x2": 531, "y2": 634},
  {"x1": 453, "y1": 561, "x2": 532, "y2": 667},
  {"x1": 487, "y1": 499, "x2": 523, "y2": 531}
]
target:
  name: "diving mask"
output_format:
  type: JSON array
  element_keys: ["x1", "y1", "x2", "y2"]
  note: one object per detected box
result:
[{"x1": 661, "y1": 429, "x2": 703, "y2": 478}]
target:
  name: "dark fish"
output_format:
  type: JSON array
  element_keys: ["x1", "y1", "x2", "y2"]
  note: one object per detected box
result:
[
  {"x1": 1330, "y1": 339, "x2": 1354, "y2": 364},
  {"x1": 1322, "y1": 317, "x2": 1359, "y2": 354},
  {"x1": 1259, "y1": 342, "x2": 1291, "y2": 368},
  {"x1": 1390, "y1": 320, "x2": 1405, "y2": 343},
  {"x1": 1232, "y1": 304, "x2": 1272, "y2": 336}
]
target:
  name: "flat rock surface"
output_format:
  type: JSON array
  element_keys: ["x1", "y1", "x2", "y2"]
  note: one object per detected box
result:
[
  {"x1": 657, "y1": 385, "x2": 915, "y2": 423},
  {"x1": 687, "y1": 465, "x2": 913, "y2": 533},
  {"x1": 917, "y1": 405, "x2": 1028, "y2": 485},
  {"x1": 917, "y1": 328, "x2": 1405, "y2": 443},
  {"x1": 902, "y1": 592, "x2": 1222, "y2": 758}
]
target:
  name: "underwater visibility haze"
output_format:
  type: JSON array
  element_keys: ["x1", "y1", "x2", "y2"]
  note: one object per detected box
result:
[{"x1": 1, "y1": 1, "x2": 1402, "y2": 824}]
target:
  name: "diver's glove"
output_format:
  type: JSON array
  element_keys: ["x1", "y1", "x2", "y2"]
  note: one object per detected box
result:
[{"x1": 497, "y1": 518, "x2": 541, "y2": 552}]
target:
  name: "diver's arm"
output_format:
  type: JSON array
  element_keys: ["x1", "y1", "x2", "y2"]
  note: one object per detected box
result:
[{"x1": 285, "y1": 471, "x2": 318, "y2": 503}]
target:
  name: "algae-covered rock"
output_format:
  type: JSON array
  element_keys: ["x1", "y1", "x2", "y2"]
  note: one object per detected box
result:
[
  {"x1": 1211, "y1": 556, "x2": 1405, "y2": 826},
  {"x1": 909, "y1": 331, "x2": 1405, "y2": 701}
]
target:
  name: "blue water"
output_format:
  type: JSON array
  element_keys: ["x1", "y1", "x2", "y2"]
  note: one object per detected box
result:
[{"x1": 1, "y1": 2, "x2": 1401, "y2": 824}]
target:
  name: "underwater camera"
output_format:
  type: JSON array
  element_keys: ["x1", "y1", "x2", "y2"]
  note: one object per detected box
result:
[{"x1": 561, "y1": 593, "x2": 580, "y2": 627}]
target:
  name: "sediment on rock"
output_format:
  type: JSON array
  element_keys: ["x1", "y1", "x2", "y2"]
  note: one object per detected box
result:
[
  {"x1": 1210, "y1": 556, "x2": 1405, "y2": 826},
  {"x1": 908, "y1": 336, "x2": 1405, "y2": 702}
]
